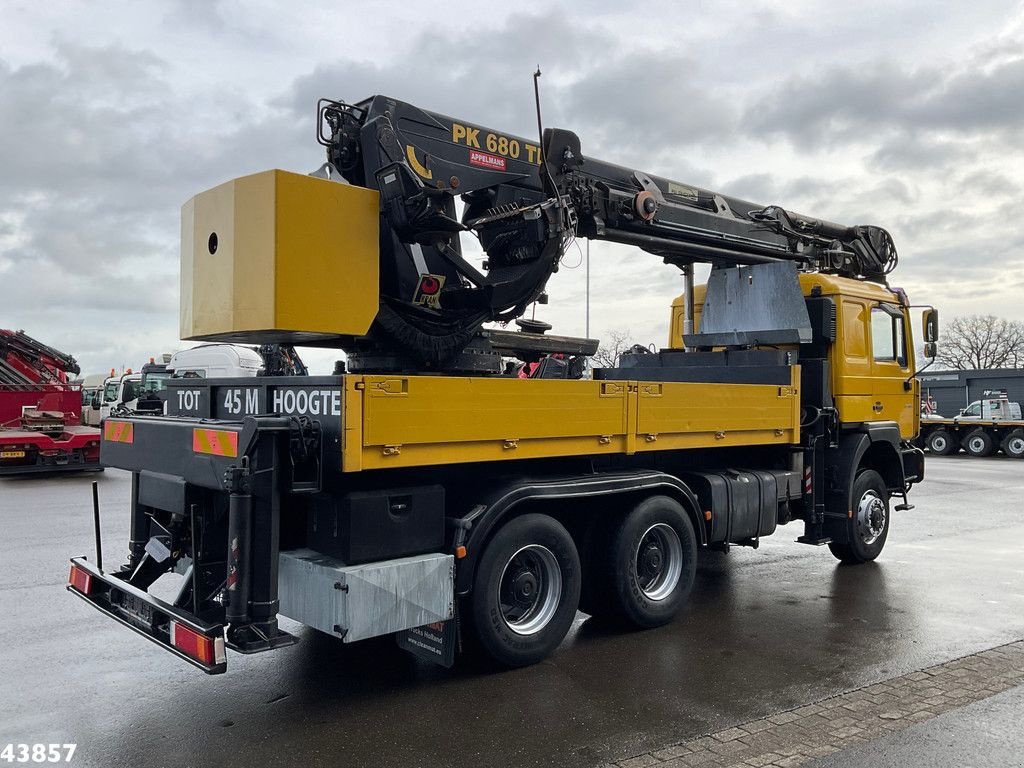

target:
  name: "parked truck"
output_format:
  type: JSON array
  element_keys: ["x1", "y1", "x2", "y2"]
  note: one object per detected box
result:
[
  {"x1": 0, "y1": 330, "x2": 101, "y2": 474},
  {"x1": 919, "y1": 389, "x2": 1024, "y2": 458},
  {"x1": 68, "y1": 95, "x2": 929, "y2": 673}
]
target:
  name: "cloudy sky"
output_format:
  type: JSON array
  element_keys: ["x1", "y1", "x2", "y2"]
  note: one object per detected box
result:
[{"x1": 2, "y1": 0, "x2": 1023, "y2": 375}]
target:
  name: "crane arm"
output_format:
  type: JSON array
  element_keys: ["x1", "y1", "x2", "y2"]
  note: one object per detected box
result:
[{"x1": 319, "y1": 96, "x2": 897, "y2": 366}]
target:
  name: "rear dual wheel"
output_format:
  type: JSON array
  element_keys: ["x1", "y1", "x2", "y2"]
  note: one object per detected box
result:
[
  {"x1": 1001, "y1": 429, "x2": 1024, "y2": 459},
  {"x1": 926, "y1": 429, "x2": 957, "y2": 455},
  {"x1": 586, "y1": 496, "x2": 697, "y2": 628},
  {"x1": 468, "y1": 514, "x2": 581, "y2": 668},
  {"x1": 963, "y1": 429, "x2": 996, "y2": 457}
]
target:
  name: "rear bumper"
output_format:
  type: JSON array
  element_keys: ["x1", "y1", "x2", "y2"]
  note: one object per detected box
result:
[
  {"x1": 66, "y1": 557, "x2": 227, "y2": 674},
  {"x1": 0, "y1": 462, "x2": 102, "y2": 475}
]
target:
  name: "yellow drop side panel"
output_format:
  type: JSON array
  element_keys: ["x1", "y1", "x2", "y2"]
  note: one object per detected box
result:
[
  {"x1": 180, "y1": 170, "x2": 380, "y2": 343},
  {"x1": 634, "y1": 370, "x2": 801, "y2": 451},
  {"x1": 346, "y1": 374, "x2": 800, "y2": 472}
]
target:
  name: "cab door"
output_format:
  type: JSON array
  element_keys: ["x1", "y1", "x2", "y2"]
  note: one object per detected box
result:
[{"x1": 868, "y1": 303, "x2": 916, "y2": 438}]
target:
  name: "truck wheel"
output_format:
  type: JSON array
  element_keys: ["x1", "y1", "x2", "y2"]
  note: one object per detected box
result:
[
  {"x1": 595, "y1": 496, "x2": 697, "y2": 628},
  {"x1": 468, "y1": 513, "x2": 580, "y2": 667},
  {"x1": 1001, "y1": 429, "x2": 1024, "y2": 459},
  {"x1": 828, "y1": 469, "x2": 889, "y2": 564},
  {"x1": 926, "y1": 430, "x2": 956, "y2": 455},
  {"x1": 963, "y1": 429, "x2": 995, "y2": 457}
]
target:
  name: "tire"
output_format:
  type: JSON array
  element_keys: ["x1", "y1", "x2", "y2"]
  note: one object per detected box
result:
[
  {"x1": 926, "y1": 429, "x2": 957, "y2": 455},
  {"x1": 962, "y1": 429, "x2": 995, "y2": 457},
  {"x1": 1001, "y1": 429, "x2": 1024, "y2": 459},
  {"x1": 591, "y1": 496, "x2": 697, "y2": 628},
  {"x1": 828, "y1": 469, "x2": 890, "y2": 564},
  {"x1": 467, "y1": 513, "x2": 581, "y2": 668}
]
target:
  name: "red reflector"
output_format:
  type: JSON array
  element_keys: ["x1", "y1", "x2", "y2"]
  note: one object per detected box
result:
[
  {"x1": 68, "y1": 565, "x2": 93, "y2": 595},
  {"x1": 170, "y1": 621, "x2": 225, "y2": 666}
]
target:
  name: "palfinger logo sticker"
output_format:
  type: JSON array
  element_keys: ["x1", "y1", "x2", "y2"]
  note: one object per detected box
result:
[{"x1": 413, "y1": 274, "x2": 446, "y2": 308}]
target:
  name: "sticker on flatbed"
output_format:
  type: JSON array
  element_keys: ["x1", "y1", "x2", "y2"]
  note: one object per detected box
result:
[
  {"x1": 192, "y1": 428, "x2": 238, "y2": 458},
  {"x1": 104, "y1": 421, "x2": 134, "y2": 444}
]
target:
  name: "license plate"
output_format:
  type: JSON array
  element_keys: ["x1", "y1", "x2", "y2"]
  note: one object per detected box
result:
[
  {"x1": 114, "y1": 591, "x2": 156, "y2": 627},
  {"x1": 0, "y1": 450, "x2": 25, "y2": 459}
]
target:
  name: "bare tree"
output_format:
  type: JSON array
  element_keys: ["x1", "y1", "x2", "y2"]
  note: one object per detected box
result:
[
  {"x1": 936, "y1": 314, "x2": 1024, "y2": 370},
  {"x1": 591, "y1": 329, "x2": 638, "y2": 368}
]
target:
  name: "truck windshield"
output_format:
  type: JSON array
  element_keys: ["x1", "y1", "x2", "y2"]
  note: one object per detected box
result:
[
  {"x1": 143, "y1": 373, "x2": 171, "y2": 393},
  {"x1": 103, "y1": 382, "x2": 119, "y2": 402}
]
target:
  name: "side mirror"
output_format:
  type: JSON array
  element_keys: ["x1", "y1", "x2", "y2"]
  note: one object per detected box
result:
[
  {"x1": 923, "y1": 341, "x2": 937, "y2": 359},
  {"x1": 91, "y1": 397, "x2": 101, "y2": 409},
  {"x1": 922, "y1": 309, "x2": 939, "y2": 343}
]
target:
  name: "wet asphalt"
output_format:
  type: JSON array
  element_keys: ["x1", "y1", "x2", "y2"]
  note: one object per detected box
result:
[{"x1": 1, "y1": 455, "x2": 1022, "y2": 768}]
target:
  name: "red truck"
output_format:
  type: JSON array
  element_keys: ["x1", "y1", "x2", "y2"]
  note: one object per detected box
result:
[{"x1": 0, "y1": 330, "x2": 102, "y2": 474}]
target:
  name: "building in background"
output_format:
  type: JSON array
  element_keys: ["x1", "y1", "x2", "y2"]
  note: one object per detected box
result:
[{"x1": 919, "y1": 369, "x2": 1024, "y2": 417}]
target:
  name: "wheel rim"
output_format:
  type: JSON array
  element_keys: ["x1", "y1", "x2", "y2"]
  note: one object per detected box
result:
[
  {"x1": 497, "y1": 544, "x2": 562, "y2": 636},
  {"x1": 1008, "y1": 437, "x2": 1024, "y2": 455},
  {"x1": 855, "y1": 489, "x2": 887, "y2": 545},
  {"x1": 968, "y1": 436, "x2": 985, "y2": 453},
  {"x1": 931, "y1": 435, "x2": 947, "y2": 452},
  {"x1": 634, "y1": 523, "x2": 683, "y2": 601}
]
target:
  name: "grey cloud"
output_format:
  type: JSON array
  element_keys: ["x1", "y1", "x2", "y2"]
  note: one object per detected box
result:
[
  {"x1": 745, "y1": 50, "x2": 1024, "y2": 149},
  {"x1": 285, "y1": 10, "x2": 735, "y2": 173},
  {"x1": 960, "y1": 169, "x2": 1021, "y2": 197},
  {"x1": 867, "y1": 134, "x2": 977, "y2": 173}
]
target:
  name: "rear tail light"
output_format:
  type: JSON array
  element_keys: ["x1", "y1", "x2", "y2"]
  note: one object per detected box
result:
[
  {"x1": 68, "y1": 564, "x2": 93, "y2": 595},
  {"x1": 170, "y1": 621, "x2": 226, "y2": 666}
]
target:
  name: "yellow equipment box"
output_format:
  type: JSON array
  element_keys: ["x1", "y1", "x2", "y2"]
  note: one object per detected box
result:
[{"x1": 180, "y1": 170, "x2": 380, "y2": 343}]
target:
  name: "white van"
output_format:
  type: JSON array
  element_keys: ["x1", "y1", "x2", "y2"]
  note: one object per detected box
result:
[
  {"x1": 80, "y1": 373, "x2": 109, "y2": 426},
  {"x1": 168, "y1": 345, "x2": 264, "y2": 379}
]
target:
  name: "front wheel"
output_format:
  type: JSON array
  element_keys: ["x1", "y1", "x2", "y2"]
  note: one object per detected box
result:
[
  {"x1": 468, "y1": 514, "x2": 581, "y2": 667},
  {"x1": 828, "y1": 469, "x2": 890, "y2": 564}
]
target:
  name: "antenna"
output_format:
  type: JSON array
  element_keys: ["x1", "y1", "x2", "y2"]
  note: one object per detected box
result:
[
  {"x1": 586, "y1": 239, "x2": 590, "y2": 338},
  {"x1": 533, "y1": 66, "x2": 544, "y2": 161},
  {"x1": 532, "y1": 67, "x2": 561, "y2": 198}
]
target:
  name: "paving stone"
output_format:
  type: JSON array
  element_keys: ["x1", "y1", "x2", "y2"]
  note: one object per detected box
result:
[
  {"x1": 792, "y1": 704, "x2": 823, "y2": 717},
  {"x1": 713, "y1": 728, "x2": 749, "y2": 743},
  {"x1": 619, "y1": 754, "x2": 661, "y2": 768},
  {"x1": 741, "y1": 753, "x2": 781, "y2": 767},
  {"x1": 609, "y1": 639, "x2": 1024, "y2": 768},
  {"x1": 653, "y1": 745, "x2": 693, "y2": 761},
  {"x1": 740, "y1": 719, "x2": 774, "y2": 734},
  {"x1": 707, "y1": 739, "x2": 747, "y2": 756}
]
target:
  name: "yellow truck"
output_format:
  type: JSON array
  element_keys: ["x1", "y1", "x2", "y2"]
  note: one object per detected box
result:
[{"x1": 68, "y1": 95, "x2": 929, "y2": 673}]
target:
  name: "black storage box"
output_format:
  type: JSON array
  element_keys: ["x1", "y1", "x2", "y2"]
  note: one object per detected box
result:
[{"x1": 308, "y1": 485, "x2": 445, "y2": 564}]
